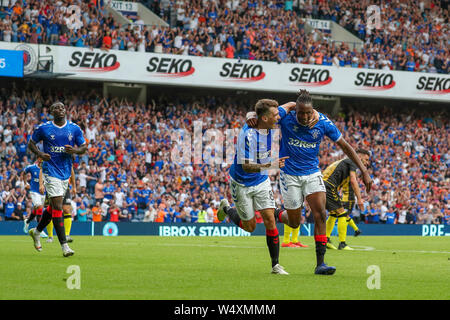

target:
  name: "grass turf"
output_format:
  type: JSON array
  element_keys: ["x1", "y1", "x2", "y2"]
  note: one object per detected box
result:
[{"x1": 0, "y1": 235, "x2": 449, "y2": 300}]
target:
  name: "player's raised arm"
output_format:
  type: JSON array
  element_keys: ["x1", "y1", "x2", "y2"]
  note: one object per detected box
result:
[
  {"x1": 279, "y1": 101, "x2": 297, "y2": 113},
  {"x1": 336, "y1": 138, "x2": 372, "y2": 192},
  {"x1": 246, "y1": 101, "x2": 319, "y2": 128}
]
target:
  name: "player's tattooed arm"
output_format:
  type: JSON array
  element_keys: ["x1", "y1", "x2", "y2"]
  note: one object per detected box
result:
[
  {"x1": 28, "y1": 139, "x2": 51, "y2": 161},
  {"x1": 242, "y1": 157, "x2": 289, "y2": 173},
  {"x1": 242, "y1": 161, "x2": 271, "y2": 173},
  {"x1": 336, "y1": 138, "x2": 372, "y2": 192}
]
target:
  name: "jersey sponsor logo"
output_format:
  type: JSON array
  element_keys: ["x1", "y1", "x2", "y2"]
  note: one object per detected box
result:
[
  {"x1": 416, "y1": 76, "x2": 450, "y2": 94},
  {"x1": 287, "y1": 137, "x2": 317, "y2": 148},
  {"x1": 354, "y1": 72, "x2": 396, "y2": 90},
  {"x1": 220, "y1": 62, "x2": 265, "y2": 81},
  {"x1": 288, "y1": 67, "x2": 332, "y2": 86},
  {"x1": 68, "y1": 51, "x2": 120, "y2": 72},
  {"x1": 146, "y1": 57, "x2": 195, "y2": 77},
  {"x1": 50, "y1": 146, "x2": 65, "y2": 153}
]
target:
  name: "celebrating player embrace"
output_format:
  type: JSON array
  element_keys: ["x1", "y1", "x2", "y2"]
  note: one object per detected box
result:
[{"x1": 247, "y1": 90, "x2": 372, "y2": 275}]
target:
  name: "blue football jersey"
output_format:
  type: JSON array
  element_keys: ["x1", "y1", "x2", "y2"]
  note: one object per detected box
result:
[
  {"x1": 31, "y1": 121, "x2": 86, "y2": 180},
  {"x1": 278, "y1": 107, "x2": 342, "y2": 175},
  {"x1": 24, "y1": 164, "x2": 41, "y2": 193},
  {"x1": 229, "y1": 123, "x2": 273, "y2": 187}
]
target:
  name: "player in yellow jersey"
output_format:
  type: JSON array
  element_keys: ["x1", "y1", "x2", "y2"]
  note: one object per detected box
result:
[{"x1": 323, "y1": 149, "x2": 370, "y2": 250}]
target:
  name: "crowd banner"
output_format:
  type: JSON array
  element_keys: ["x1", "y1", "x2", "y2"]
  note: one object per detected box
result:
[
  {"x1": 0, "y1": 222, "x2": 449, "y2": 236},
  {"x1": 1, "y1": 42, "x2": 448, "y2": 102}
]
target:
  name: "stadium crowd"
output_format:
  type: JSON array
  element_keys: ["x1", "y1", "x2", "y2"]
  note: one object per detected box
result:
[
  {"x1": 0, "y1": 0, "x2": 448, "y2": 73},
  {"x1": 0, "y1": 84, "x2": 448, "y2": 225}
]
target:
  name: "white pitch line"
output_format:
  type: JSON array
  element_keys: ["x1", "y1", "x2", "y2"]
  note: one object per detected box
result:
[
  {"x1": 7, "y1": 239, "x2": 450, "y2": 254},
  {"x1": 156, "y1": 243, "x2": 450, "y2": 254}
]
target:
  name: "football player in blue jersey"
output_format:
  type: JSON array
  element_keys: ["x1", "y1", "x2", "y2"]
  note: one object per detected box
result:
[
  {"x1": 22, "y1": 158, "x2": 47, "y2": 238},
  {"x1": 247, "y1": 90, "x2": 372, "y2": 275},
  {"x1": 27, "y1": 101, "x2": 87, "y2": 257},
  {"x1": 217, "y1": 99, "x2": 291, "y2": 275}
]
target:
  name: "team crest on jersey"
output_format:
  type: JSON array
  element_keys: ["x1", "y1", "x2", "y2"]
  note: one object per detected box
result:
[
  {"x1": 68, "y1": 133, "x2": 73, "y2": 141},
  {"x1": 311, "y1": 129, "x2": 320, "y2": 139}
]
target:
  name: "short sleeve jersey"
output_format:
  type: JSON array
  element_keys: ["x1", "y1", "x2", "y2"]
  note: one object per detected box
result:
[
  {"x1": 278, "y1": 107, "x2": 342, "y2": 176},
  {"x1": 31, "y1": 121, "x2": 85, "y2": 180},
  {"x1": 229, "y1": 123, "x2": 272, "y2": 186}
]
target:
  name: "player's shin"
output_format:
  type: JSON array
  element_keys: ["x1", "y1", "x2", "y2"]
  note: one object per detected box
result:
[
  {"x1": 35, "y1": 207, "x2": 43, "y2": 223},
  {"x1": 36, "y1": 206, "x2": 52, "y2": 232},
  {"x1": 266, "y1": 228, "x2": 280, "y2": 267},
  {"x1": 47, "y1": 220, "x2": 54, "y2": 238},
  {"x1": 283, "y1": 224, "x2": 291, "y2": 244},
  {"x1": 347, "y1": 217, "x2": 358, "y2": 231},
  {"x1": 314, "y1": 234, "x2": 327, "y2": 266},
  {"x1": 224, "y1": 207, "x2": 243, "y2": 229},
  {"x1": 52, "y1": 209, "x2": 67, "y2": 244},
  {"x1": 64, "y1": 214, "x2": 72, "y2": 236},
  {"x1": 291, "y1": 226, "x2": 300, "y2": 243},
  {"x1": 337, "y1": 215, "x2": 348, "y2": 243},
  {"x1": 326, "y1": 214, "x2": 337, "y2": 238},
  {"x1": 26, "y1": 209, "x2": 36, "y2": 224}
]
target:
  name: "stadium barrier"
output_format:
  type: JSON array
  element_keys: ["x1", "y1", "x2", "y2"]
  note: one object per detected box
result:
[
  {"x1": 1, "y1": 42, "x2": 448, "y2": 102},
  {"x1": 1, "y1": 222, "x2": 449, "y2": 236}
]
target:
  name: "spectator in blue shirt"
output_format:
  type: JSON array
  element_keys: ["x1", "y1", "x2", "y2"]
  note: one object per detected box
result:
[
  {"x1": 385, "y1": 210, "x2": 397, "y2": 224},
  {"x1": 406, "y1": 57, "x2": 416, "y2": 71}
]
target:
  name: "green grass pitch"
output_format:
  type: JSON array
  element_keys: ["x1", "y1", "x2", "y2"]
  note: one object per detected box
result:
[{"x1": 0, "y1": 235, "x2": 449, "y2": 300}]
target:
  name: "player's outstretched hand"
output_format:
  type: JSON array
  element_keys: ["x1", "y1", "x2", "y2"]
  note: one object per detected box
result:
[
  {"x1": 362, "y1": 171, "x2": 372, "y2": 193},
  {"x1": 278, "y1": 156, "x2": 289, "y2": 168},
  {"x1": 269, "y1": 156, "x2": 289, "y2": 169},
  {"x1": 39, "y1": 185, "x2": 45, "y2": 195}
]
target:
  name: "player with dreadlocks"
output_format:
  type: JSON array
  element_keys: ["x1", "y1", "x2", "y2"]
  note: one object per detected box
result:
[{"x1": 247, "y1": 90, "x2": 372, "y2": 275}]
